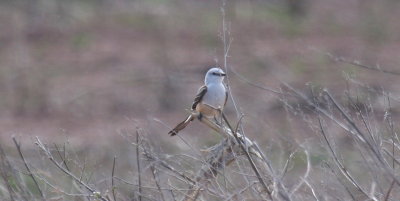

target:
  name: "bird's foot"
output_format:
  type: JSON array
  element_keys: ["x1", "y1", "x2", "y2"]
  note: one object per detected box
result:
[{"x1": 214, "y1": 116, "x2": 223, "y2": 126}]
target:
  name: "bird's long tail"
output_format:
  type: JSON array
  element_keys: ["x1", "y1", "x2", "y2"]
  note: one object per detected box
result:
[{"x1": 168, "y1": 115, "x2": 195, "y2": 136}]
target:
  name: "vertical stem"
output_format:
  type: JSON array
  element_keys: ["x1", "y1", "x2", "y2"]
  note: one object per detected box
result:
[
  {"x1": 136, "y1": 130, "x2": 142, "y2": 201},
  {"x1": 150, "y1": 166, "x2": 166, "y2": 201},
  {"x1": 220, "y1": 0, "x2": 240, "y2": 118},
  {"x1": 112, "y1": 156, "x2": 117, "y2": 201}
]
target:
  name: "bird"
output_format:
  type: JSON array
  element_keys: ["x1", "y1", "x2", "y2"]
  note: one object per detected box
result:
[{"x1": 168, "y1": 67, "x2": 228, "y2": 136}]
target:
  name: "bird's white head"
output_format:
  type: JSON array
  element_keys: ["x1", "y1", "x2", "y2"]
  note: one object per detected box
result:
[{"x1": 204, "y1": 67, "x2": 226, "y2": 85}]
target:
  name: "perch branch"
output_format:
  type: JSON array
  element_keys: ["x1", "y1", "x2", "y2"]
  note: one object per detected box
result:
[
  {"x1": 222, "y1": 113, "x2": 272, "y2": 199},
  {"x1": 180, "y1": 112, "x2": 274, "y2": 201}
]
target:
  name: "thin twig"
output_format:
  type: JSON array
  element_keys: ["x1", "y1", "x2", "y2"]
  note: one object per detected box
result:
[
  {"x1": 282, "y1": 82, "x2": 357, "y2": 136},
  {"x1": 34, "y1": 137, "x2": 109, "y2": 201},
  {"x1": 34, "y1": 173, "x2": 91, "y2": 197},
  {"x1": 55, "y1": 143, "x2": 91, "y2": 201},
  {"x1": 223, "y1": 181, "x2": 258, "y2": 201},
  {"x1": 79, "y1": 158, "x2": 87, "y2": 182},
  {"x1": 280, "y1": 151, "x2": 297, "y2": 179},
  {"x1": 0, "y1": 141, "x2": 24, "y2": 201},
  {"x1": 303, "y1": 178, "x2": 319, "y2": 201},
  {"x1": 382, "y1": 149, "x2": 400, "y2": 167},
  {"x1": 317, "y1": 116, "x2": 371, "y2": 198},
  {"x1": 348, "y1": 78, "x2": 400, "y2": 103},
  {"x1": 54, "y1": 143, "x2": 70, "y2": 171},
  {"x1": 382, "y1": 95, "x2": 398, "y2": 201},
  {"x1": 220, "y1": 0, "x2": 238, "y2": 117},
  {"x1": 136, "y1": 130, "x2": 142, "y2": 201},
  {"x1": 312, "y1": 87, "x2": 377, "y2": 198},
  {"x1": 283, "y1": 83, "x2": 400, "y2": 186},
  {"x1": 218, "y1": 4, "x2": 263, "y2": 193},
  {"x1": 325, "y1": 52, "x2": 400, "y2": 76},
  {"x1": 12, "y1": 137, "x2": 45, "y2": 200},
  {"x1": 383, "y1": 180, "x2": 396, "y2": 201},
  {"x1": 182, "y1": 137, "x2": 234, "y2": 201},
  {"x1": 230, "y1": 67, "x2": 288, "y2": 96},
  {"x1": 222, "y1": 113, "x2": 273, "y2": 200},
  {"x1": 289, "y1": 149, "x2": 311, "y2": 196},
  {"x1": 145, "y1": 155, "x2": 196, "y2": 185},
  {"x1": 150, "y1": 166, "x2": 166, "y2": 201},
  {"x1": 114, "y1": 176, "x2": 188, "y2": 191},
  {"x1": 385, "y1": 94, "x2": 396, "y2": 169},
  {"x1": 343, "y1": 90, "x2": 376, "y2": 143},
  {"x1": 323, "y1": 90, "x2": 370, "y2": 145},
  {"x1": 323, "y1": 90, "x2": 400, "y2": 185},
  {"x1": 325, "y1": 163, "x2": 356, "y2": 201},
  {"x1": 112, "y1": 156, "x2": 117, "y2": 201}
]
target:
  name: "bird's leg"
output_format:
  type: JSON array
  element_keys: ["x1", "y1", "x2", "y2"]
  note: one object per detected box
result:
[
  {"x1": 197, "y1": 112, "x2": 203, "y2": 121},
  {"x1": 214, "y1": 109, "x2": 223, "y2": 126},
  {"x1": 213, "y1": 116, "x2": 219, "y2": 125},
  {"x1": 219, "y1": 109, "x2": 224, "y2": 125}
]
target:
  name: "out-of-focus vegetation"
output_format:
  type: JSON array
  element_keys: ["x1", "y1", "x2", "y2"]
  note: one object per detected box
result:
[{"x1": 1, "y1": 0, "x2": 400, "y2": 200}]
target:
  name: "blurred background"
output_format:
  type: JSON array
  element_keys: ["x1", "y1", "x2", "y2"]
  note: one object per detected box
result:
[
  {"x1": 1, "y1": 0, "x2": 400, "y2": 200},
  {"x1": 0, "y1": 0, "x2": 400, "y2": 200}
]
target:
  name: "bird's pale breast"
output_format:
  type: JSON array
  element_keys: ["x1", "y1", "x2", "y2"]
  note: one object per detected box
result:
[{"x1": 202, "y1": 83, "x2": 226, "y2": 109}]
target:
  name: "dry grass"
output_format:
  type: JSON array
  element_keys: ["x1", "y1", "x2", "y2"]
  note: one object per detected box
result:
[{"x1": 1, "y1": 0, "x2": 400, "y2": 200}]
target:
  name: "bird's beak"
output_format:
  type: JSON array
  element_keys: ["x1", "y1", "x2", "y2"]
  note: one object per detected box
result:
[{"x1": 221, "y1": 73, "x2": 226, "y2": 76}]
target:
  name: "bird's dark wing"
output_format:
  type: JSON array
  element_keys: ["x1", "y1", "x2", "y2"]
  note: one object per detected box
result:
[
  {"x1": 224, "y1": 88, "x2": 228, "y2": 107},
  {"x1": 191, "y1": 85, "x2": 207, "y2": 110}
]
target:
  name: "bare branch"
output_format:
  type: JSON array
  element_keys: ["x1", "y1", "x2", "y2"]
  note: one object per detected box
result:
[
  {"x1": 230, "y1": 66, "x2": 288, "y2": 96},
  {"x1": 383, "y1": 180, "x2": 396, "y2": 201},
  {"x1": 13, "y1": 137, "x2": 45, "y2": 200},
  {"x1": 323, "y1": 90, "x2": 400, "y2": 185},
  {"x1": 317, "y1": 116, "x2": 372, "y2": 198},
  {"x1": 289, "y1": 149, "x2": 311, "y2": 196},
  {"x1": 136, "y1": 130, "x2": 142, "y2": 201},
  {"x1": 325, "y1": 163, "x2": 356, "y2": 201},
  {"x1": 0, "y1": 141, "x2": 29, "y2": 201},
  {"x1": 222, "y1": 113, "x2": 273, "y2": 200},
  {"x1": 303, "y1": 179, "x2": 319, "y2": 201},
  {"x1": 112, "y1": 156, "x2": 117, "y2": 201},
  {"x1": 34, "y1": 137, "x2": 109, "y2": 201},
  {"x1": 280, "y1": 151, "x2": 297, "y2": 179},
  {"x1": 325, "y1": 52, "x2": 400, "y2": 76},
  {"x1": 54, "y1": 143, "x2": 70, "y2": 171},
  {"x1": 150, "y1": 166, "x2": 166, "y2": 201},
  {"x1": 34, "y1": 173, "x2": 91, "y2": 197},
  {"x1": 223, "y1": 181, "x2": 258, "y2": 201}
]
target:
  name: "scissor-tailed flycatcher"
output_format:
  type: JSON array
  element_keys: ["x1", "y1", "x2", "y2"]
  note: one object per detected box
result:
[{"x1": 169, "y1": 67, "x2": 228, "y2": 136}]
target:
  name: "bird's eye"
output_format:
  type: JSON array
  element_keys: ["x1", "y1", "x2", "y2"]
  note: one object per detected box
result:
[{"x1": 212, "y1": 72, "x2": 218, "y2": 76}]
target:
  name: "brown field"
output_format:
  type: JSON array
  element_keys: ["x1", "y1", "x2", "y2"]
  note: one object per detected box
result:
[{"x1": 1, "y1": 0, "x2": 400, "y2": 200}]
